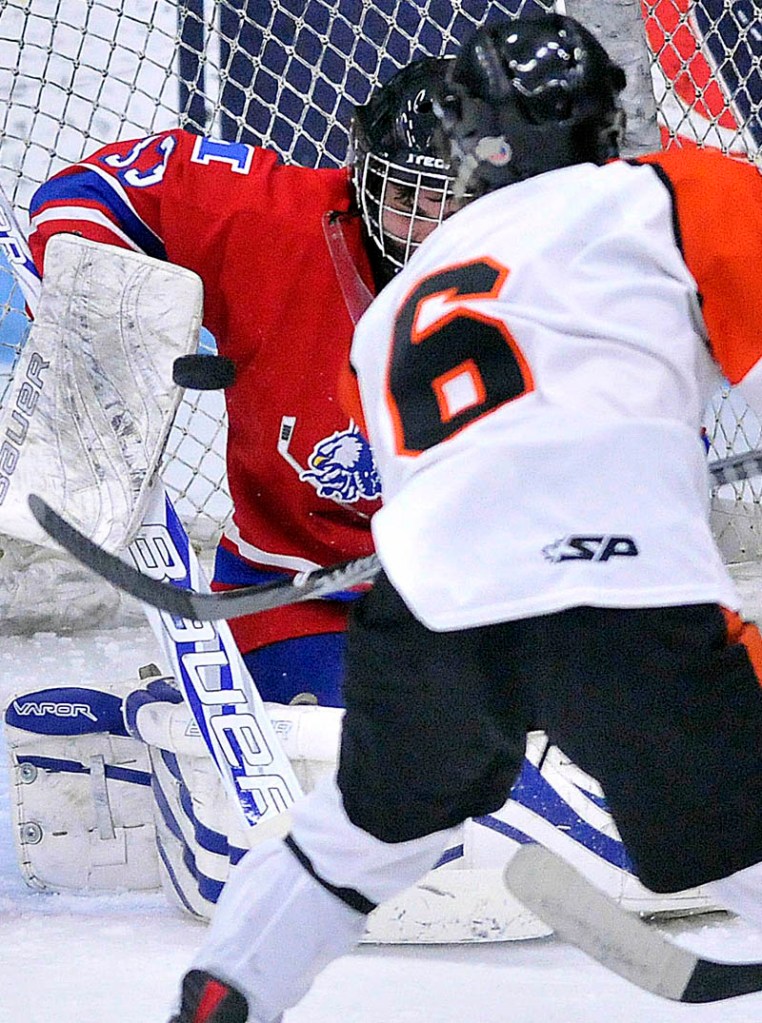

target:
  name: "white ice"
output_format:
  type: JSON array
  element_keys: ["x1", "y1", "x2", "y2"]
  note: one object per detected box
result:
[{"x1": 3, "y1": 626, "x2": 762, "y2": 1023}]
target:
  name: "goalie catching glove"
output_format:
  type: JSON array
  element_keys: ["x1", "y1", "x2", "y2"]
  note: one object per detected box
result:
[{"x1": 0, "y1": 234, "x2": 202, "y2": 552}]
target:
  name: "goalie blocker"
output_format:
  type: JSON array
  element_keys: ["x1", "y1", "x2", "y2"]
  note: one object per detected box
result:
[{"x1": 2, "y1": 673, "x2": 720, "y2": 940}]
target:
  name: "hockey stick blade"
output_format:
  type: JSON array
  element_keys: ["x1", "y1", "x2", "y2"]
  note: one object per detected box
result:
[
  {"x1": 28, "y1": 494, "x2": 380, "y2": 620},
  {"x1": 504, "y1": 844, "x2": 762, "y2": 1003}
]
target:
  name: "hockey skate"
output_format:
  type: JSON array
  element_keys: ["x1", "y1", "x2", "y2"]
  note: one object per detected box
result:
[{"x1": 170, "y1": 970, "x2": 248, "y2": 1023}]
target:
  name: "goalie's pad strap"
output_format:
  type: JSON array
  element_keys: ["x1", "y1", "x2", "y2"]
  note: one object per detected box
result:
[
  {"x1": 90, "y1": 754, "x2": 116, "y2": 841},
  {"x1": 0, "y1": 234, "x2": 203, "y2": 550},
  {"x1": 15, "y1": 754, "x2": 150, "y2": 788}
]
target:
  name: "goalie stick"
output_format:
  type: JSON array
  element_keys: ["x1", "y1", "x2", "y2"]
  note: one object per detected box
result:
[
  {"x1": 25, "y1": 440, "x2": 762, "y2": 622},
  {"x1": 0, "y1": 189, "x2": 41, "y2": 311},
  {"x1": 504, "y1": 844, "x2": 762, "y2": 1004},
  {"x1": 0, "y1": 186, "x2": 302, "y2": 831}
]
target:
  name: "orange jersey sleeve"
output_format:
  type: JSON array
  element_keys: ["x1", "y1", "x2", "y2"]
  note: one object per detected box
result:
[{"x1": 637, "y1": 148, "x2": 762, "y2": 385}]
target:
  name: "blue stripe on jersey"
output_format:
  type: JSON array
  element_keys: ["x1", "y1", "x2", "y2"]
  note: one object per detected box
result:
[
  {"x1": 214, "y1": 542, "x2": 365, "y2": 602},
  {"x1": 30, "y1": 168, "x2": 167, "y2": 261}
]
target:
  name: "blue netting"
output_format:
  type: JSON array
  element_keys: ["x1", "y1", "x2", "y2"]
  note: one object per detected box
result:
[
  {"x1": 179, "y1": 0, "x2": 553, "y2": 166},
  {"x1": 694, "y1": 0, "x2": 762, "y2": 145}
]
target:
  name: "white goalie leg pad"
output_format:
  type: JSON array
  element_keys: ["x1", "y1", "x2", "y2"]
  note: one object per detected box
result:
[
  {"x1": 483, "y1": 732, "x2": 721, "y2": 918},
  {"x1": 0, "y1": 234, "x2": 203, "y2": 551},
  {"x1": 128, "y1": 685, "x2": 549, "y2": 941},
  {"x1": 124, "y1": 676, "x2": 343, "y2": 919},
  {"x1": 3, "y1": 673, "x2": 160, "y2": 893}
]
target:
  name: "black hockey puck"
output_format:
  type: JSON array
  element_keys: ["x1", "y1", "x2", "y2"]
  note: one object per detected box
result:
[{"x1": 173, "y1": 354, "x2": 237, "y2": 390}]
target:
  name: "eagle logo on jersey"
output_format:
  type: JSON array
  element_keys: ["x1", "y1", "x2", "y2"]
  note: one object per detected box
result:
[{"x1": 300, "y1": 424, "x2": 381, "y2": 502}]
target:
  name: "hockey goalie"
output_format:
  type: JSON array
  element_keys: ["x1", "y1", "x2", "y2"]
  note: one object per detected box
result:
[{"x1": 0, "y1": 235, "x2": 718, "y2": 942}]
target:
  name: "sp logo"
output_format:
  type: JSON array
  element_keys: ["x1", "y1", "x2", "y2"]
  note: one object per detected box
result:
[{"x1": 542, "y1": 535, "x2": 639, "y2": 563}]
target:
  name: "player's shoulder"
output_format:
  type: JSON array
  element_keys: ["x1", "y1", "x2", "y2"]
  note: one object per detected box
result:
[
  {"x1": 175, "y1": 131, "x2": 351, "y2": 201},
  {"x1": 630, "y1": 145, "x2": 760, "y2": 196},
  {"x1": 267, "y1": 160, "x2": 353, "y2": 200}
]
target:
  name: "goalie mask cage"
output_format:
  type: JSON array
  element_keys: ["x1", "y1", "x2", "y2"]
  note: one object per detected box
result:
[{"x1": 0, "y1": 0, "x2": 759, "y2": 629}]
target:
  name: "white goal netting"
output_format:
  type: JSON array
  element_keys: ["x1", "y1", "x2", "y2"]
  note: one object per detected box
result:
[{"x1": 0, "y1": 0, "x2": 760, "y2": 629}]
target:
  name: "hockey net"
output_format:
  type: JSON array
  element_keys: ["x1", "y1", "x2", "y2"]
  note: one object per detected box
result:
[{"x1": 0, "y1": 0, "x2": 759, "y2": 630}]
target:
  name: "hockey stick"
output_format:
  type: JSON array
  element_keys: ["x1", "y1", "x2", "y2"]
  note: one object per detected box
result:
[
  {"x1": 0, "y1": 186, "x2": 302, "y2": 830},
  {"x1": 708, "y1": 447, "x2": 762, "y2": 488},
  {"x1": 26, "y1": 439, "x2": 761, "y2": 622},
  {"x1": 29, "y1": 493, "x2": 379, "y2": 619},
  {"x1": 505, "y1": 844, "x2": 762, "y2": 1003},
  {"x1": 0, "y1": 189, "x2": 41, "y2": 310}
]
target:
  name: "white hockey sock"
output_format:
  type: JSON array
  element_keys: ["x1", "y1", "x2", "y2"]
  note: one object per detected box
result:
[
  {"x1": 705, "y1": 860, "x2": 762, "y2": 932},
  {"x1": 191, "y1": 838, "x2": 367, "y2": 1023},
  {"x1": 289, "y1": 774, "x2": 458, "y2": 903},
  {"x1": 191, "y1": 777, "x2": 459, "y2": 1020}
]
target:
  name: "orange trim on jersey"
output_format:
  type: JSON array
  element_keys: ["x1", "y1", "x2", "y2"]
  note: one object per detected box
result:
[
  {"x1": 722, "y1": 607, "x2": 762, "y2": 686},
  {"x1": 407, "y1": 259, "x2": 509, "y2": 343},
  {"x1": 337, "y1": 358, "x2": 368, "y2": 436},
  {"x1": 636, "y1": 149, "x2": 762, "y2": 385}
]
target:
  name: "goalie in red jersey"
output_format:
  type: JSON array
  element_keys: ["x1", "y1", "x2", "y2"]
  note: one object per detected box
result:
[{"x1": 28, "y1": 57, "x2": 456, "y2": 706}]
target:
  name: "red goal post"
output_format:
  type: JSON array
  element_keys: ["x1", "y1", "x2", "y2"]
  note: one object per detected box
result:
[{"x1": 0, "y1": 0, "x2": 759, "y2": 628}]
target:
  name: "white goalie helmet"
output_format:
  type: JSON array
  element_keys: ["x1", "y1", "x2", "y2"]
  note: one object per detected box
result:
[{"x1": 349, "y1": 56, "x2": 458, "y2": 282}]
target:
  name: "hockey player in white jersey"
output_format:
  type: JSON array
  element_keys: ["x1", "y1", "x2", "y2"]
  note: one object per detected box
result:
[{"x1": 167, "y1": 13, "x2": 762, "y2": 1022}]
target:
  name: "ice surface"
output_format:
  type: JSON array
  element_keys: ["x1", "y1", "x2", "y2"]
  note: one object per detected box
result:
[{"x1": 3, "y1": 626, "x2": 762, "y2": 1022}]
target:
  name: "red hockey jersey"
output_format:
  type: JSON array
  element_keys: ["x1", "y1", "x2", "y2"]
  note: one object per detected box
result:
[{"x1": 29, "y1": 129, "x2": 381, "y2": 652}]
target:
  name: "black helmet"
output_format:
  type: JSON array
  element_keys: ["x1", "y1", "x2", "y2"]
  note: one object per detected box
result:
[
  {"x1": 350, "y1": 56, "x2": 457, "y2": 281},
  {"x1": 434, "y1": 14, "x2": 626, "y2": 198}
]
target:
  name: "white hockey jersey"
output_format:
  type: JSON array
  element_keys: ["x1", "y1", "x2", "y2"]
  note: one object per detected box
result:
[{"x1": 347, "y1": 149, "x2": 762, "y2": 631}]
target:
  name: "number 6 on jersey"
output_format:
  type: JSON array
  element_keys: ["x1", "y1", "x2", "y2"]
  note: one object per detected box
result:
[{"x1": 388, "y1": 258, "x2": 533, "y2": 454}]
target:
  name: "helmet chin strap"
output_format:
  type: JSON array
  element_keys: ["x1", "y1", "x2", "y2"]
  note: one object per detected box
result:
[{"x1": 453, "y1": 150, "x2": 479, "y2": 200}]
